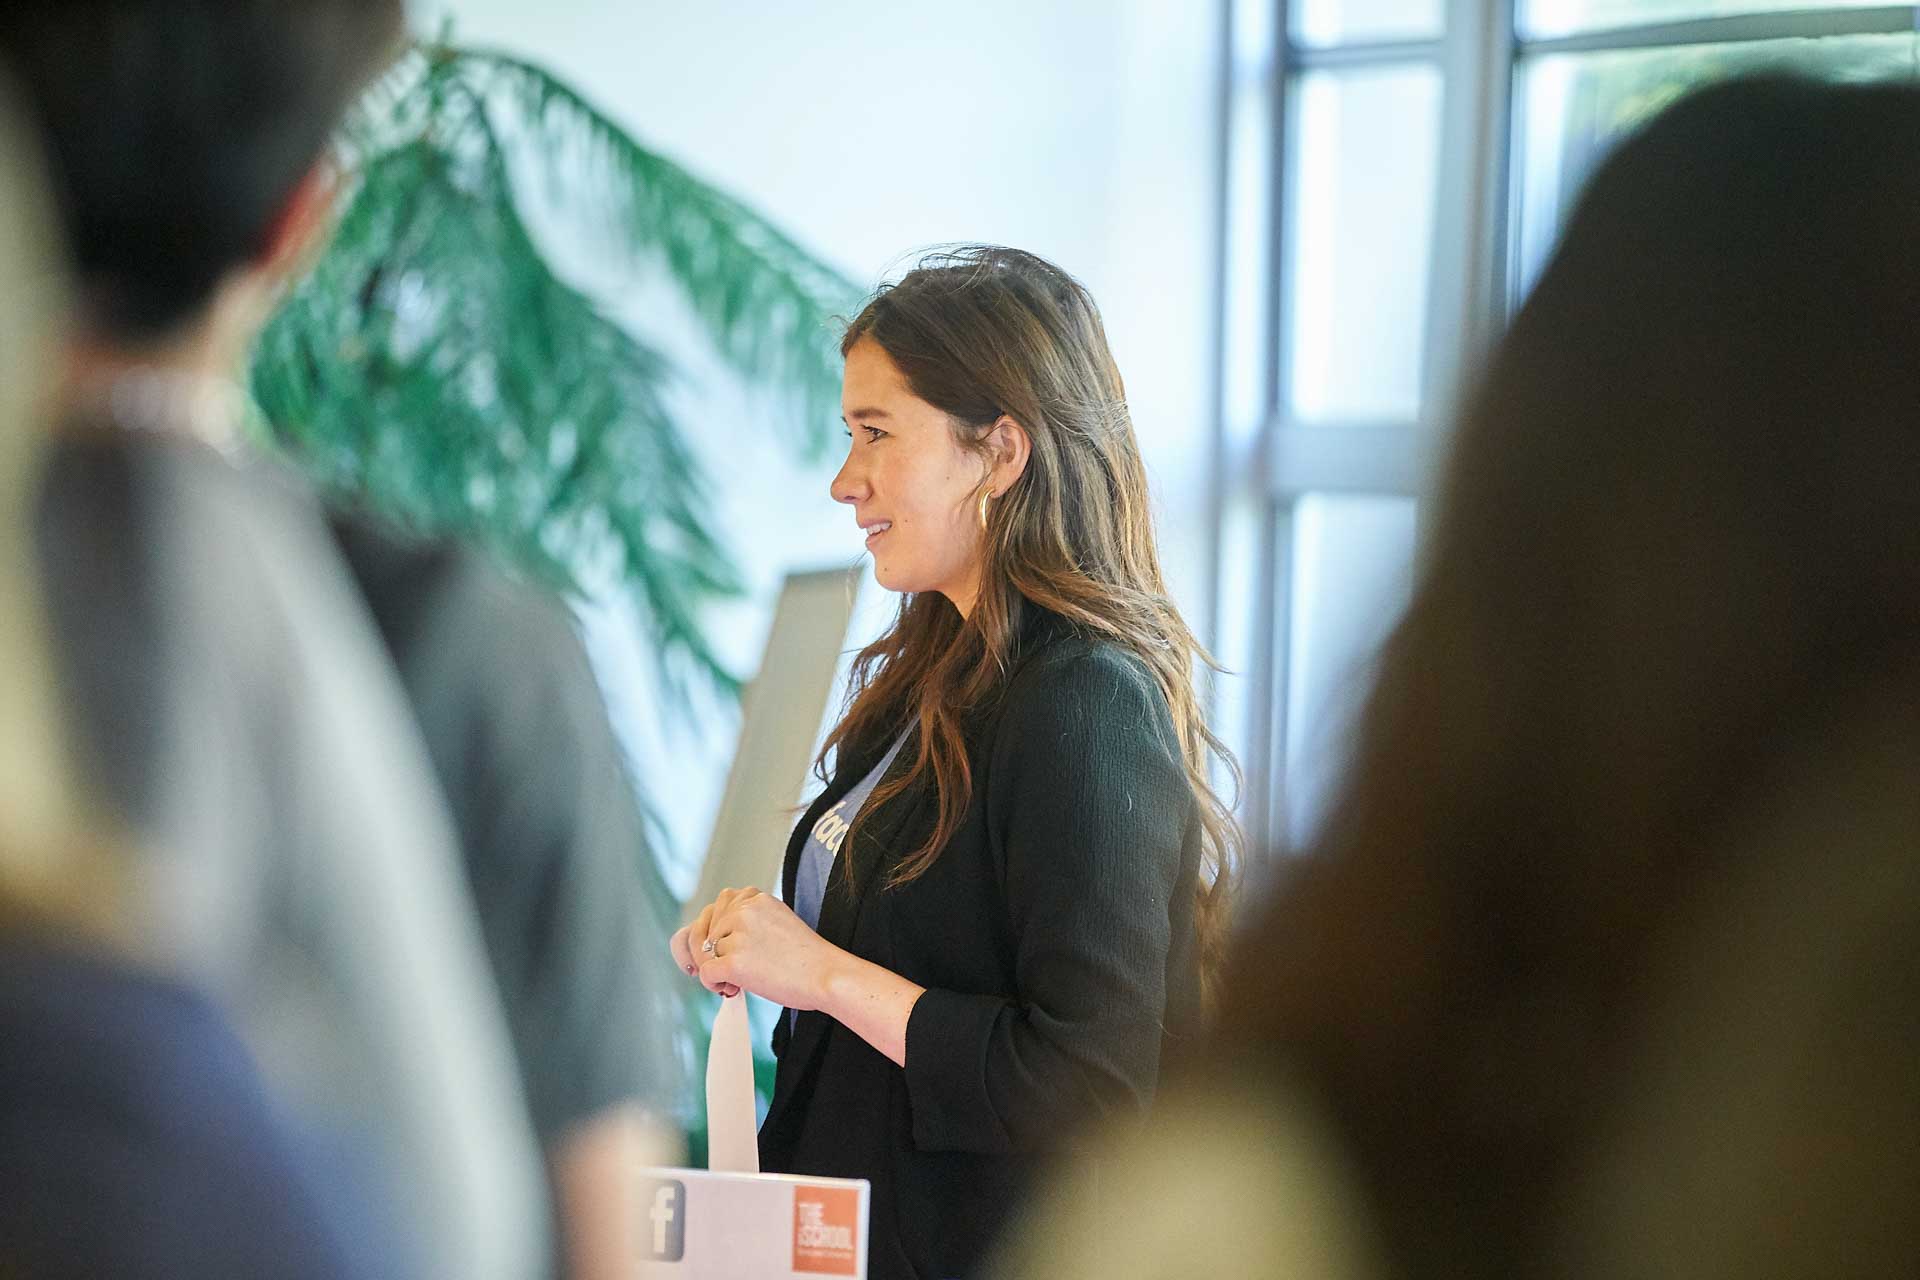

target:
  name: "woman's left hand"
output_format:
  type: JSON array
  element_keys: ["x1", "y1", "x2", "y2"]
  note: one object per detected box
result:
[{"x1": 680, "y1": 886, "x2": 845, "y2": 1012}]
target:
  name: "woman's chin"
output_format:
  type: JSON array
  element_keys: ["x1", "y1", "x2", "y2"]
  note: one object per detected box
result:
[
  {"x1": 870, "y1": 557, "x2": 960, "y2": 602},
  {"x1": 870, "y1": 562, "x2": 913, "y2": 594}
]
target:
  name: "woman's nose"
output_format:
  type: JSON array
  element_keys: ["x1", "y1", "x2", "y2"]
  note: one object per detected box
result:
[{"x1": 831, "y1": 452, "x2": 867, "y2": 506}]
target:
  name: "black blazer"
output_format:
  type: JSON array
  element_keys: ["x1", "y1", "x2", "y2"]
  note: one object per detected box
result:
[{"x1": 759, "y1": 609, "x2": 1203, "y2": 1280}]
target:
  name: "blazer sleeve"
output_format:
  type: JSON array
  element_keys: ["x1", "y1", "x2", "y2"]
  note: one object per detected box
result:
[{"x1": 901, "y1": 643, "x2": 1193, "y2": 1154}]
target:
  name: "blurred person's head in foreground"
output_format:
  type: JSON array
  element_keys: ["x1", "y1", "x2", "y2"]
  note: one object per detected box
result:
[
  {"x1": 0, "y1": 0, "x2": 404, "y2": 369},
  {"x1": 0, "y1": 0, "x2": 404, "y2": 937},
  {"x1": 1216, "y1": 73, "x2": 1920, "y2": 1277}
]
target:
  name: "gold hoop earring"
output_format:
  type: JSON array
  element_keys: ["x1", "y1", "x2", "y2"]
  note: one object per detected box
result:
[{"x1": 977, "y1": 486, "x2": 994, "y2": 532}]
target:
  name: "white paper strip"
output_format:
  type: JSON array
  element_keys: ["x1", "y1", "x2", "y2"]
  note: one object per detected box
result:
[{"x1": 705, "y1": 994, "x2": 760, "y2": 1173}]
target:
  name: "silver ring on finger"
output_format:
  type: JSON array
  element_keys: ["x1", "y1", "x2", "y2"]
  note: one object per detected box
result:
[{"x1": 701, "y1": 938, "x2": 716, "y2": 954}]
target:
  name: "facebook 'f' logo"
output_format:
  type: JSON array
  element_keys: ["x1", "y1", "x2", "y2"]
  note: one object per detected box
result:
[{"x1": 641, "y1": 1178, "x2": 686, "y2": 1262}]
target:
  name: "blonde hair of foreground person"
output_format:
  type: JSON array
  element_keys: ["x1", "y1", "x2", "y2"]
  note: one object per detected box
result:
[
  {"x1": 985, "y1": 1076, "x2": 1384, "y2": 1280},
  {"x1": 0, "y1": 85, "x2": 124, "y2": 944}
]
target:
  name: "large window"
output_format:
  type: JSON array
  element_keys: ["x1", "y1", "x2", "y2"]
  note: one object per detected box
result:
[{"x1": 1218, "y1": 0, "x2": 1920, "y2": 855}]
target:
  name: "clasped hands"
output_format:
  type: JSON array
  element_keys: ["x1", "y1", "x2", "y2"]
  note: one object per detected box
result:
[{"x1": 669, "y1": 886, "x2": 843, "y2": 1010}]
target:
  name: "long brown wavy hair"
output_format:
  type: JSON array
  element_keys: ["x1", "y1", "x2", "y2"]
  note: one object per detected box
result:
[{"x1": 817, "y1": 245, "x2": 1241, "y2": 1005}]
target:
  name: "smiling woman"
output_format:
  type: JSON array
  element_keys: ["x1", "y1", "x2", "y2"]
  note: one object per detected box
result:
[{"x1": 672, "y1": 244, "x2": 1241, "y2": 1280}]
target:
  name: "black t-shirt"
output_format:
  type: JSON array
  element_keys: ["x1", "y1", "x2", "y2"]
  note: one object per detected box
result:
[{"x1": 331, "y1": 512, "x2": 678, "y2": 1138}]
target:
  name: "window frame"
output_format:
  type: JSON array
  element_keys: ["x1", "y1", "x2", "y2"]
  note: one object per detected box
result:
[{"x1": 1215, "y1": 0, "x2": 1920, "y2": 856}]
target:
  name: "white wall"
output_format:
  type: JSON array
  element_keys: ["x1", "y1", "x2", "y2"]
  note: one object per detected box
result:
[{"x1": 418, "y1": 0, "x2": 1224, "y2": 886}]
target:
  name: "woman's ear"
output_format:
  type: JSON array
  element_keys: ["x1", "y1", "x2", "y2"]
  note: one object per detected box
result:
[{"x1": 985, "y1": 415, "x2": 1032, "y2": 496}]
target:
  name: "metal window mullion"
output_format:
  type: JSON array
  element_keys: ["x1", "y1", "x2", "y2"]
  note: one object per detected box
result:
[
  {"x1": 1291, "y1": 3, "x2": 1920, "y2": 63},
  {"x1": 1205, "y1": 0, "x2": 1236, "y2": 659},
  {"x1": 1243, "y1": 495, "x2": 1294, "y2": 857},
  {"x1": 1500, "y1": 0, "x2": 1534, "y2": 320},
  {"x1": 1269, "y1": 422, "x2": 1430, "y2": 496},
  {"x1": 1417, "y1": 0, "x2": 1516, "y2": 492},
  {"x1": 1239, "y1": 0, "x2": 1296, "y2": 858},
  {"x1": 1264, "y1": 499, "x2": 1298, "y2": 850},
  {"x1": 1287, "y1": 37, "x2": 1449, "y2": 68},
  {"x1": 1518, "y1": 4, "x2": 1920, "y2": 54}
]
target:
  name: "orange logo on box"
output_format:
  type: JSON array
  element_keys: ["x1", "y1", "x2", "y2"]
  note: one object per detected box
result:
[{"x1": 792, "y1": 1184, "x2": 860, "y2": 1276}]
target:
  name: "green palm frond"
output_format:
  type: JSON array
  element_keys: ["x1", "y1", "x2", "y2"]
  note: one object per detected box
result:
[
  {"x1": 471, "y1": 46, "x2": 855, "y2": 456},
  {"x1": 250, "y1": 42, "x2": 859, "y2": 700}
]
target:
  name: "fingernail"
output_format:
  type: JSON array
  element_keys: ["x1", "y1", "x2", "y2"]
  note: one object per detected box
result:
[{"x1": 686, "y1": 965, "x2": 696, "y2": 975}]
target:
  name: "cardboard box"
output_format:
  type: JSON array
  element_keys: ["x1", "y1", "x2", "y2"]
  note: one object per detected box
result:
[{"x1": 636, "y1": 1167, "x2": 871, "y2": 1279}]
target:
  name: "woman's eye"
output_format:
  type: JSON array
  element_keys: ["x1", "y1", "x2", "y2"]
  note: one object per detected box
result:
[{"x1": 862, "y1": 426, "x2": 888, "y2": 442}]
